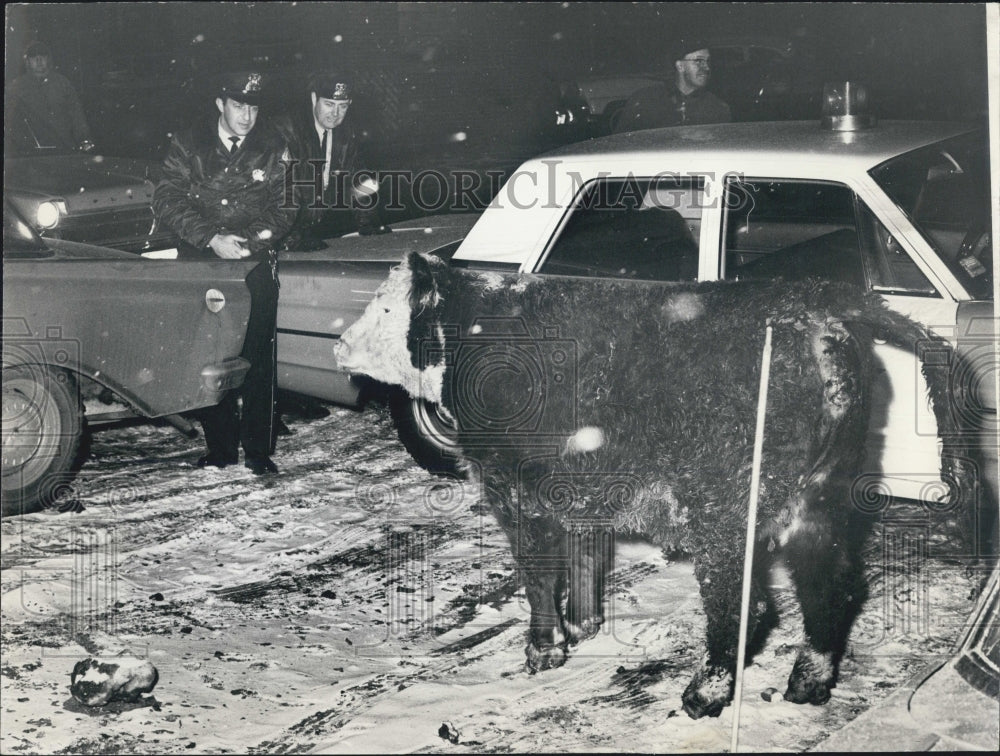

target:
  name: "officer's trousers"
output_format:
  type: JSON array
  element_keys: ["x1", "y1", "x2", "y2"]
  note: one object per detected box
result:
[{"x1": 200, "y1": 262, "x2": 278, "y2": 459}]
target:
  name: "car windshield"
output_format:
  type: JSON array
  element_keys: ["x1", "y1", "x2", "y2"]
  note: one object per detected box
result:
[
  {"x1": 4, "y1": 113, "x2": 77, "y2": 157},
  {"x1": 870, "y1": 131, "x2": 992, "y2": 299}
]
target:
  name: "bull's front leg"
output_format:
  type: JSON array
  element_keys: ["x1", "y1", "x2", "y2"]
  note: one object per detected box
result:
[
  {"x1": 683, "y1": 550, "x2": 769, "y2": 719},
  {"x1": 484, "y1": 479, "x2": 571, "y2": 672},
  {"x1": 522, "y1": 552, "x2": 570, "y2": 672},
  {"x1": 562, "y1": 521, "x2": 613, "y2": 645},
  {"x1": 516, "y1": 515, "x2": 573, "y2": 672}
]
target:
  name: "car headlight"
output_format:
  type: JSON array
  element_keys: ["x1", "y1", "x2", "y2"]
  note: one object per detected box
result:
[{"x1": 35, "y1": 200, "x2": 67, "y2": 229}]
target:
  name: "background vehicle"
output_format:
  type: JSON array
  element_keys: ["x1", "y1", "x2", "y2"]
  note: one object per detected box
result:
[
  {"x1": 2, "y1": 202, "x2": 255, "y2": 516},
  {"x1": 5, "y1": 115, "x2": 180, "y2": 256}
]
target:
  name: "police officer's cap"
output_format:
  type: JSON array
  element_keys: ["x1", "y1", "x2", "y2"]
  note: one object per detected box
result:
[
  {"x1": 671, "y1": 38, "x2": 710, "y2": 64},
  {"x1": 219, "y1": 71, "x2": 264, "y2": 105},
  {"x1": 309, "y1": 72, "x2": 352, "y2": 101},
  {"x1": 24, "y1": 41, "x2": 51, "y2": 59}
]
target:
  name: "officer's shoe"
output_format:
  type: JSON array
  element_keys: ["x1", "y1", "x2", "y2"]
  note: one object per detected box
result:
[
  {"x1": 197, "y1": 452, "x2": 238, "y2": 469},
  {"x1": 245, "y1": 455, "x2": 279, "y2": 476}
]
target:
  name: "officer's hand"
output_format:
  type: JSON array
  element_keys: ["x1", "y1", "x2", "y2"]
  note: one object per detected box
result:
[{"x1": 209, "y1": 234, "x2": 250, "y2": 259}]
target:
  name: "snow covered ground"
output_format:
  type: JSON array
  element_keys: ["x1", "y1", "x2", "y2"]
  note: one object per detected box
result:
[{"x1": 1, "y1": 402, "x2": 994, "y2": 753}]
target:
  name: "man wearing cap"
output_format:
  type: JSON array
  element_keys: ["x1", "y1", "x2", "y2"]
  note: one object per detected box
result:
[
  {"x1": 152, "y1": 71, "x2": 293, "y2": 475},
  {"x1": 278, "y1": 72, "x2": 386, "y2": 252},
  {"x1": 613, "y1": 40, "x2": 731, "y2": 133},
  {"x1": 8, "y1": 42, "x2": 93, "y2": 151}
]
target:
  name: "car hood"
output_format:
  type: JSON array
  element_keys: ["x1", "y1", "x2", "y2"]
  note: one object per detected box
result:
[
  {"x1": 4, "y1": 235, "x2": 140, "y2": 262},
  {"x1": 282, "y1": 214, "x2": 479, "y2": 264},
  {"x1": 4, "y1": 154, "x2": 157, "y2": 211}
]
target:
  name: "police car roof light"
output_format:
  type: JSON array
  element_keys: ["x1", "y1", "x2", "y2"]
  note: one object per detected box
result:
[{"x1": 821, "y1": 81, "x2": 876, "y2": 132}]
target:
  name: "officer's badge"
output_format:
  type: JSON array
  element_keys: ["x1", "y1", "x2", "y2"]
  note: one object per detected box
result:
[
  {"x1": 244, "y1": 73, "x2": 262, "y2": 95},
  {"x1": 252, "y1": 169, "x2": 266, "y2": 182}
]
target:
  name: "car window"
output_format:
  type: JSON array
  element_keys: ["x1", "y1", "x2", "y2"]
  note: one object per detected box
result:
[
  {"x1": 538, "y1": 176, "x2": 704, "y2": 281},
  {"x1": 721, "y1": 178, "x2": 937, "y2": 296},
  {"x1": 870, "y1": 132, "x2": 991, "y2": 300}
]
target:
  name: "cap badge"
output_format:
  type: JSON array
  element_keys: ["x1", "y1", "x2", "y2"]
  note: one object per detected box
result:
[{"x1": 244, "y1": 73, "x2": 262, "y2": 95}]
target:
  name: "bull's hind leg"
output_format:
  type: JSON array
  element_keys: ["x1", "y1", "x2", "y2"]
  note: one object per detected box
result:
[
  {"x1": 783, "y1": 509, "x2": 868, "y2": 705},
  {"x1": 682, "y1": 549, "x2": 771, "y2": 719},
  {"x1": 781, "y1": 325, "x2": 871, "y2": 705}
]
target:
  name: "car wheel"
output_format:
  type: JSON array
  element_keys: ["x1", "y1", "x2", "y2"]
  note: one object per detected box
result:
[
  {"x1": 388, "y1": 389, "x2": 463, "y2": 478},
  {"x1": 604, "y1": 101, "x2": 626, "y2": 135},
  {"x1": 1, "y1": 365, "x2": 84, "y2": 517}
]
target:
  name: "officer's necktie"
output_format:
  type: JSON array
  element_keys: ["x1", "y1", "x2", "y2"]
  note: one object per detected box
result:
[
  {"x1": 321, "y1": 129, "x2": 332, "y2": 191},
  {"x1": 228, "y1": 136, "x2": 240, "y2": 153}
]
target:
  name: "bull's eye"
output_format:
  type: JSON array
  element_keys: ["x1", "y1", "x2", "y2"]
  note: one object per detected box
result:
[{"x1": 384, "y1": 308, "x2": 391, "y2": 313}]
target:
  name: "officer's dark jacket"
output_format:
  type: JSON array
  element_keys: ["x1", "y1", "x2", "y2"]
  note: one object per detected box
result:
[
  {"x1": 9, "y1": 72, "x2": 91, "y2": 150},
  {"x1": 152, "y1": 117, "x2": 294, "y2": 258},
  {"x1": 613, "y1": 83, "x2": 731, "y2": 134},
  {"x1": 275, "y1": 107, "x2": 380, "y2": 238}
]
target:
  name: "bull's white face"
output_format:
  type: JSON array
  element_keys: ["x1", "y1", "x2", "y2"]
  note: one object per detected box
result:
[{"x1": 334, "y1": 261, "x2": 446, "y2": 404}]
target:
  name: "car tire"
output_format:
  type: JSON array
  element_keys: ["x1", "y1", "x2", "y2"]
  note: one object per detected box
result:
[
  {"x1": 1, "y1": 365, "x2": 84, "y2": 517},
  {"x1": 604, "y1": 101, "x2": 626, "y2": 135},
  {"x1": 388, "y1": 389, "x2": 464, "y2": 478}
]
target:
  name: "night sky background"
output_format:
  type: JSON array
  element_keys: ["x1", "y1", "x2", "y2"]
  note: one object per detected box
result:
[{"x1": 5, "y1": 3, "x2": 991, "y2": 168}]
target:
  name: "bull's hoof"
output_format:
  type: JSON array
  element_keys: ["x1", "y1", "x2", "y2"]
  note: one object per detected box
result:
[
  {"x1": 525, "y1": 642, "x2": 567, "y2": 673},
  {"x1": 681, "y1": 667, "x2": 733, "y2": 719},
  {"x1": 784, "y1": 649, "x2": 835, "y2": 705},
  {"x1": 563, "y1": 615, "x2": 603, "y2": 645},
  {"x1": 784, "y1": 675, "x2": 832, "y2": 705}
]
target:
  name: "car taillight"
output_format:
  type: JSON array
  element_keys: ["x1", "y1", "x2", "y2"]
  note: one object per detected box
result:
[{"x1": 205, "y1": 288, "x2": 226, "y2": 313}]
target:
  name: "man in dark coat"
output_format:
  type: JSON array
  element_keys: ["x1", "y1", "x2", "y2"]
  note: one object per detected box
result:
[
  {"x1": 152, "y1": 71, "x2": 293, "y2": 475},
  {"x1": 8, "y1": 42, "x2": 93, "y2": 151},
  {"x1": 613, "y1": 39, "x2": 731, "y2": 133},
  {"x1": 278, "y1": 72, "x2": 387, "y2": 251}
]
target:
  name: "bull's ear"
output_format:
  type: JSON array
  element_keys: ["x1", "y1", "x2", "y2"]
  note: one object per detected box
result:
[{"x1": 408, "y1": 251, "x2": 441, "y2": 310}]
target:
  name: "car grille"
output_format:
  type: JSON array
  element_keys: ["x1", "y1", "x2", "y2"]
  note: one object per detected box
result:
[{"x1": 49, "y1": 206, "x2": 178, "y2": 253}]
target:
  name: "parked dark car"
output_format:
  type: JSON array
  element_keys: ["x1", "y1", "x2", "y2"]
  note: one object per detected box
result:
[
  {"x1": 5, "y1": 113, "x2": 180, "y2": 256},
  {"x1": 2, "y1": 201, "x2": 255, "y2": 516}
]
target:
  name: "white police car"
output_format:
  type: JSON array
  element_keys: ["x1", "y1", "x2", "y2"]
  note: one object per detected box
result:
[{"x1": 437, "y1": 83, "x2": 995, "y2": 509}]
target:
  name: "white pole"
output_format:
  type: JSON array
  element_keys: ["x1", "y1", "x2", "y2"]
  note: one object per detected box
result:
[{"x1": 730, "y1": 324, "x2": 774, "y2": 753}]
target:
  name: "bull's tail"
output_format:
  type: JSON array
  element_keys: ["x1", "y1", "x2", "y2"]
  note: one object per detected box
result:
[{"x1": 847, "y1": 298, "x2": 989, "y2": 553}]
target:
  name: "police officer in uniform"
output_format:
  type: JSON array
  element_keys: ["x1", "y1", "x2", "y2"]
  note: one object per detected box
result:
[
  {"x1": 613, "y1": 39, "x2": 731, "y2": 133},
  {"x1": 152, "y1": 71, "x2": 293, "y2": 475},
  {"x1": 278, "y1": 72, "x2": 387, "y2": 252}
]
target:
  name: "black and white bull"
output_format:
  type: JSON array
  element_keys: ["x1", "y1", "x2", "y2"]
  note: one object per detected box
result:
[{"x1": 335, "y1": 251, "x2": 972, "y2": 719}]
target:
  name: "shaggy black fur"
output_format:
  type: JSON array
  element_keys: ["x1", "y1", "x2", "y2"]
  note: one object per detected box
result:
[{"x1": 395, "y1": 252, "x2": 978, "y2": 718}]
